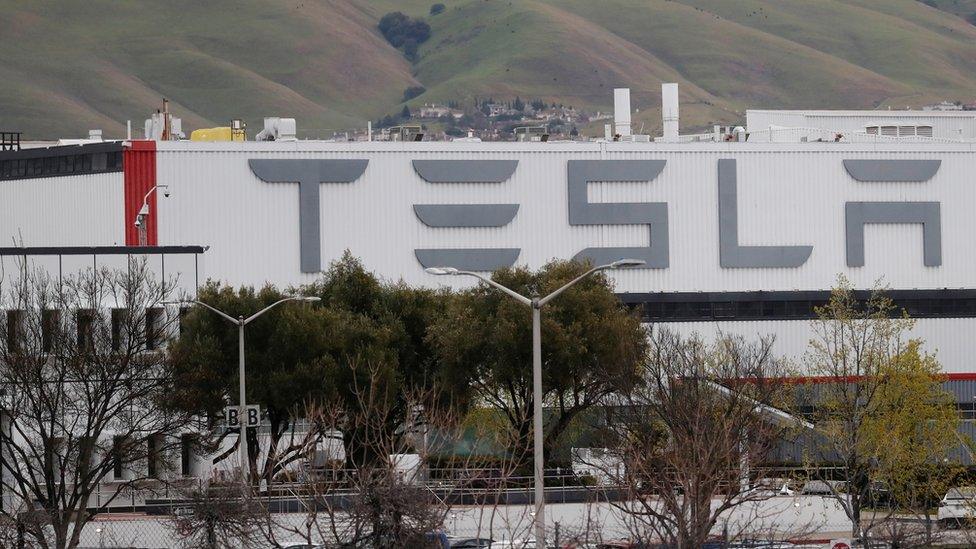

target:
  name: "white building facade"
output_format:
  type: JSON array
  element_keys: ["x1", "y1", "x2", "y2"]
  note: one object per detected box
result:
[{"x1": 1, "y1": 138, "x2": 975, "y2": 380}]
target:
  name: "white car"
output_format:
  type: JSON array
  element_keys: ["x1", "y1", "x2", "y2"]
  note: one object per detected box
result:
[{"x1": 938, "y1": 487, "x2": 976, "y2": 527}]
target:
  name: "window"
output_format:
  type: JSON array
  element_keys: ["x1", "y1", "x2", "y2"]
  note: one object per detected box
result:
[
  {"x1": 76, "y1": 309, "x2": 95, "y2": 350},
  {"x1": 147, "y1": 434, "x2": 162, "y2": 479},
  {"x1": 6, "y1": 310, "x2": 22, "y2": 353},
  {"x1": 865, "y1": 126, "x2": 879, "y2": 135},
  {"x1": 898, "y1": 126, "x2": 915, "y2": 137},
  {"x1": 917, "y1": 125, "x2": 934, "y2": 137},
  {"x1": 41, "y1": 309, "x2": 59, "y2": 353},
  {"x1": 111, "y1": 309, "x2": 127, "y2": 352},
  {"x1": 180, "y1": 434, "x2": 198, "y2": 477},
  {"x1": 112, "y1": 436, "x2": 125, "y2": 479},
  {"x1": 145, "y1": 307, "x2": 163, "y2": 350},
  {"x1": 881, "y1": 126, "x2": 898, "y2": 136}
]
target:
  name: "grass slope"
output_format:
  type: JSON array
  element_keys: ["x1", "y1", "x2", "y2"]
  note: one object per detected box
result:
[{"x1": 0, "y1": 0, "x2": 974, "y2": 139}]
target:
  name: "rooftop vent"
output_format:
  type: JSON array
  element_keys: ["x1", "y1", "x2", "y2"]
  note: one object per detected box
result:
[
  {"x1": 0, "y1": 132, "x2": 21, "y2": 151},
  {"x1": 613, "y1": 88, "x2": 632, "y2": 138},
  {"x1": 661, "y1": 83, "x2": 679, "y2": 142},
  {"x1": 255, "y1": 117, "x2": 297, "y2": 142}
]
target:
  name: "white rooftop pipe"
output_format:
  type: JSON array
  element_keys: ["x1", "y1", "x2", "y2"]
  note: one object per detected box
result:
[
  {"x1": 662, "y1": 82, "x2": 679, "y2": 142},
  {"x1": 613, "y1": 88, "x2": 632, "y2": 138}
]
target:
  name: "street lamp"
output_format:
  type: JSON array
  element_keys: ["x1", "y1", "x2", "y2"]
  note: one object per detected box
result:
[
  {"x1": 163, "y1": 295, "x2": 320, "y2": 478},
  {"x1": 134, "y1": 184, "x2": 170, "y2": 245},
  {"x1": 426, "y1": 258, "x2": 645, "y2": 543}
]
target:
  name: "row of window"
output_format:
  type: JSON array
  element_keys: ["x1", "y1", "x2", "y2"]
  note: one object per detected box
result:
[
  {"x1": 0, "y1": 150, "x2": 123, "y2": 181},
  {"x1": 630, "y1": 294, "x2": 976, "y2": 322},
  {"x1": 5, "y1": 308, "x2": 166, "y2": 353}
]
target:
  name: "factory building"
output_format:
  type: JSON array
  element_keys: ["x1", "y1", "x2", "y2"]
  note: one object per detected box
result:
[{"x1": 2, "y1": 85, "x2": 976, "y2": 478}]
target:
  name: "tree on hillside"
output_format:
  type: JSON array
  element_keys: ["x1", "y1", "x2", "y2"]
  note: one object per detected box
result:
[
  {"x1": 602, "y1": 329, "x2": 802, "y2": 547},
  {"x1": 430, "y1": 3, "x2": 446, "y2": 16},
  {"x1": 426, "y1": 260, "x2": 647, "y2": 470},
  {"x1": 378, "y1": 12, "x2": 431, "y2": 62},
  {"x1": 803, "y1": 277, "x2": 959, "y2": 542},
  {"x1": 0, "y1": 259, "x2": 190, "y2": 549}
]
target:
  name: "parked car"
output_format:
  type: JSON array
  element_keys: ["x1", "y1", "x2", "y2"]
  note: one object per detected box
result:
[
  {"x1": 800, "y1": 479, "x2": 845, "y2": 496},
  {"x1": 938, "y1": 487, "x2": 976, "y2": 527}
]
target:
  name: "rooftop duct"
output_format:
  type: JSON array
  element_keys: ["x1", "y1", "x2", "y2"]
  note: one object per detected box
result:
[
  {"x1": 662, "y1": 83, "x2": 679, "y2": 142},
  {"x1": 613, "y1": 88, "x2": 632, "y2": 138}
]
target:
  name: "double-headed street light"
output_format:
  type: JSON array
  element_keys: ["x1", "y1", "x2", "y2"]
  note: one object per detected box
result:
[
  {"x1": 164, "y1": 295, "x2": 320, "y2": 478},
  {"x1": 426, "y1": 258, "x2": 645, "y2": 544}
]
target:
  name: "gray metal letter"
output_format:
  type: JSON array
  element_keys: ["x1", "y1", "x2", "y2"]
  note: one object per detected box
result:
[
  {"x1": 414, "y1": 204, "x2": 519, "y2": 227},
  {"x1": 568, "y1": 160, "x2": 668, "y2": 268},
  {"x1": 843, "y1": 160, "x2": 941, "y2": 182},
  {"x1": 413, "y1": 160, "x2": 518, "y2": 183},
  {"x1": 718, "y1": 159, "x2": 812, "y2": 268},
  {"x1": 413, "y1": 160, "x2": 521, "y2": 270},
  {"x1": 415, "y1": 249, "x2": 520, "y2": 271},
  {"x1": 845, "y1": 202, "x2": 942, "y2": 267},
  {"x1": 249, "y1": 159, "x2": 368, "y2": 273}
]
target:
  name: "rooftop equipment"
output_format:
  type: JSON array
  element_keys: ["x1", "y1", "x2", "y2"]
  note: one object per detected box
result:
[
  {"x1": 144, "y1": 99, "x2": 185, "y2": 141},
  {"x1": 386, "y1": 125, "x2": 424, "y2": 142},
  {"x1": 0, "y1": 132, "x2": 21, "y2": 151},
  {"x1": 514, "y1": 125, "x2": 549, "y2": 142},
  {"x1": 255, "y1": 117, "x2": 297, "y2": 141},
  {"x1": 661, "y1": 82, "x2": 679, "y2": 142},
  {"x1": 613, "y1": 88, "x2": 632, "y2": 138}
]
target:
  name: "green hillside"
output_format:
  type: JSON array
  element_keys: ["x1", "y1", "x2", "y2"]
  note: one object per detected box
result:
[{"x1": 1, "y1": 0, "x2": 974, "y2": 139}]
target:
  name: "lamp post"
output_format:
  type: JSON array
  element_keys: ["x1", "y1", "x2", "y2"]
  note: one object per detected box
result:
[
  {"x1": 426, "y1": 258, "x2": 645, "y2": 543},
  {"x1": 133, "y1": 184, "x2": 170, "y2": 246},
  {"x1": 164, "y1": 295, "x2": 320, "y2": 478}
]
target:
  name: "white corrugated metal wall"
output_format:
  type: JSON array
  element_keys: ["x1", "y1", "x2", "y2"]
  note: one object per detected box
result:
[
  {"x1": 152, "y1": 141, "x2": 976, "y2": 293},
  {"x1": 653, "y1": 318, "x2": 976, "y2": 374}
]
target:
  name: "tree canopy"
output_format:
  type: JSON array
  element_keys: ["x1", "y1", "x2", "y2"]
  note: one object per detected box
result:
[
  {"x1": 168, "y1": 253, "x2": 453, "y2": 479},
  {"x1": 426, "y1": 260, "x2": 647, "y2": 468}
]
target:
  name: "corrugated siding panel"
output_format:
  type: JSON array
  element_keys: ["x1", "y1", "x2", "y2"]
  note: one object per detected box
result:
[
  {"x1": 152, "y1": 142, "x2": 976, "y2": 293},
  {"x1": 0, "y1": 171, "x2": 124, "y2": 246},
  {"x1": 124, "y1": 140, "x2": 157, "y2": 245},
  {"x1": 652, "y1": 318, "x2": 976, "y2": 374}
]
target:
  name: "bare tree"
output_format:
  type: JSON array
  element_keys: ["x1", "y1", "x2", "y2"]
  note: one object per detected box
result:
[
  {"x1": 0, "y1": 258, "x2": 191, "y2": 549},
  {"x1": 254, "y1": 362, "x2": 528, "y2": 548},
  {"x1": 169, "y1": 476, "x2": 266, "y2": 549},
  {"x1": 601, "y1": 328, "x2": 803, "y2": 547}
]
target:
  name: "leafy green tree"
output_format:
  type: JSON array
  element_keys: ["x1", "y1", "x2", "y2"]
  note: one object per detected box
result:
[
  {"x1": 169, "y1": 254, "x2": 452, "y2": 480},
  {"x1": 863, "y1": 342, "x2": 960, "y2": 544},
  {"x1": 804, "y1": 276, "x2": 960, "y2": 542},
  {"x1": 430, "y1": 3, "x2": 446, "y2": 15},
  {"x1": 427, "y1": 260, "x2": 647, "y2": 469}
]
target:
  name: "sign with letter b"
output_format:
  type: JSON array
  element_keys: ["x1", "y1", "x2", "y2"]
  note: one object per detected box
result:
[{"x1": 225, "y1": 405, "x2": 261, "y2": 428}]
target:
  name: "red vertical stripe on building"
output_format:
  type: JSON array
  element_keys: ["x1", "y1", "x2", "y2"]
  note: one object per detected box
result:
[{"x1": 123, "y1": 140, "x2": 158, "y2": 246}]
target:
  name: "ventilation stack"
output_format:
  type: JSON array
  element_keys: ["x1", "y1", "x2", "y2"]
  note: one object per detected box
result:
[
  {"x1": 662, "y1": 83, "x2": 679, "y2": 142},
  {"x1": 613, "y1": 88, "x2": 632, "y2": 138}
]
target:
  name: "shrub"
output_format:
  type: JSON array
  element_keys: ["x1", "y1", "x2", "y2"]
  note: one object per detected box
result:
[
  {"x1": 402, "y1": 86, "x2": 426, "y2": 102},
  {"x1": 430, "y1": 3, "x2": 446, "y2": 15}
]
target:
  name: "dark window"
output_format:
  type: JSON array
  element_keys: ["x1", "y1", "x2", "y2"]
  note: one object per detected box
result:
[
  {"x1": 712, "y1": 301, "x2": 735, "y2": 319},
  {"x1": 145, "y1": 307, "x2": 163, "y2": 350},
  {"x1": 147, "y1": 434, "x2": 159, "y2": 478},
  {"x1": 76, "y1": 309, "x2": 94, "y2": 350},
  {"x1": 6, "y1": 310, "x2": 22, "y2": 353},
  {"x1": 111, "y1": 309, "x2": 127, "y2": 351},
  {"x1": 632, "y1": 291, "x2": 976, "y2": 323},
  {"x1": 112, "y1": 436, "x2": 125, "y2": 479},
  {"x1": 180, "y1": 434, "x2": 197, "y2": 476},
  {"x1": 92, "y1": 152, "x2": 107, "y2": 171},
  {"x1": 41, "y1": 309, "x2": 59, "y2": 352}
]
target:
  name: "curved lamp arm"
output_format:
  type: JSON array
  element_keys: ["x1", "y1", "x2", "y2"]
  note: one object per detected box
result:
[{"x1": 244, "y1": 296, "x2": 320, "y2": 325}]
